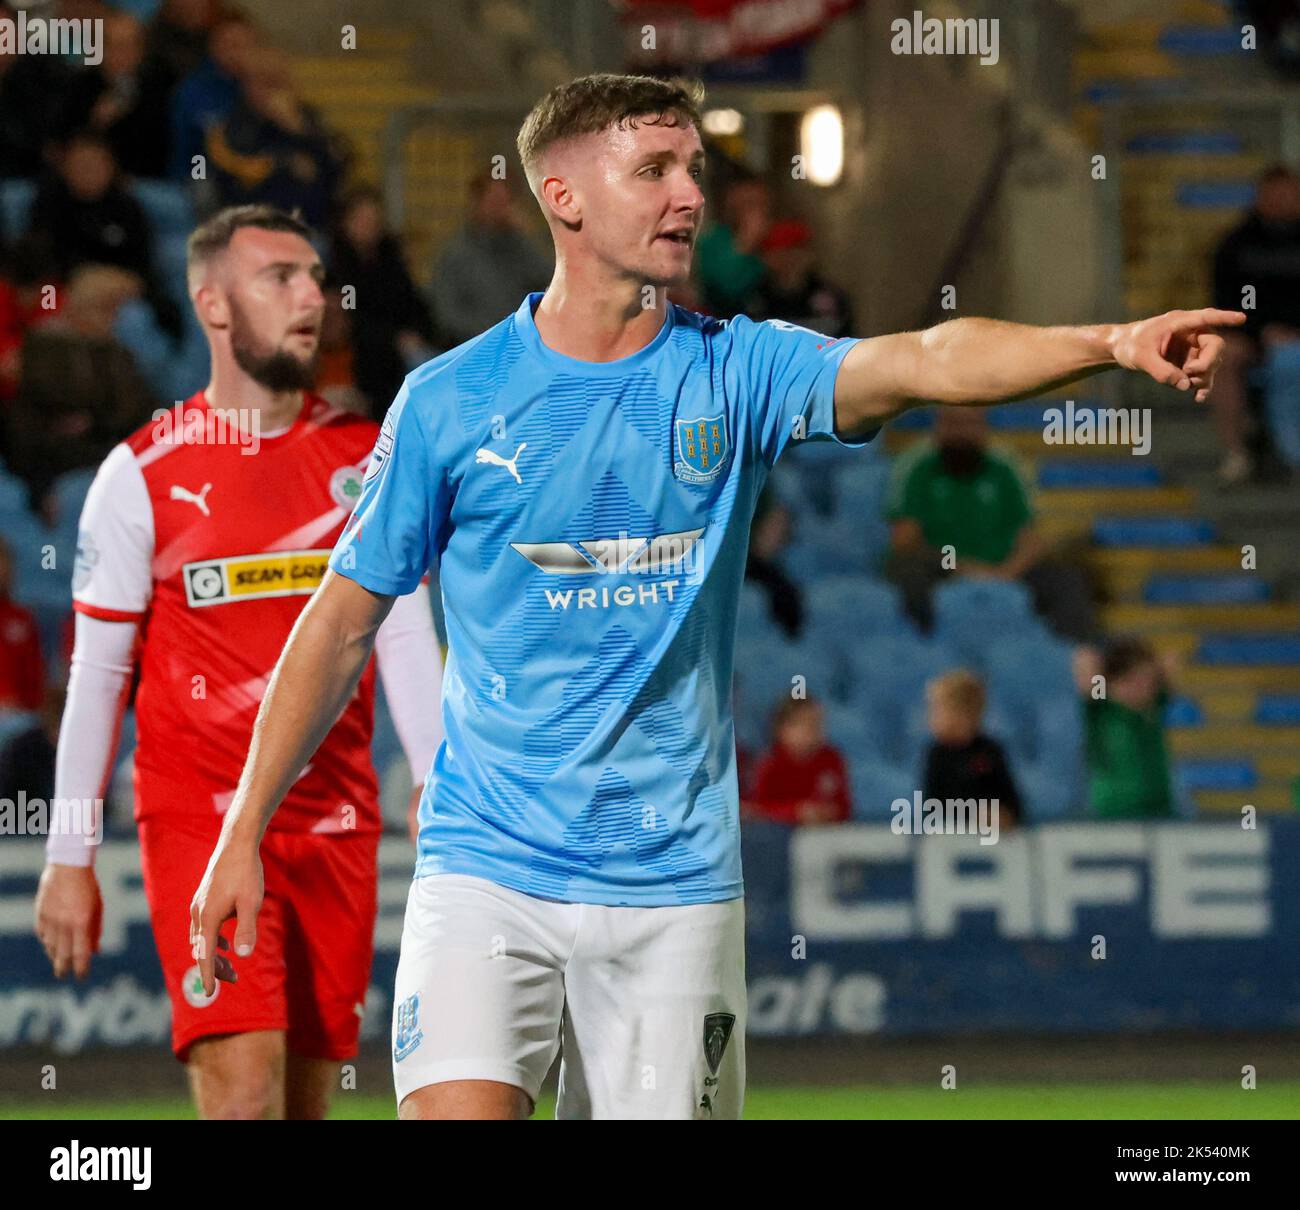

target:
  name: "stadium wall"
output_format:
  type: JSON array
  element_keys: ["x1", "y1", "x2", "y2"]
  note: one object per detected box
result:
[{"x1": 0, "y1": 820, "x2": 1291, "y2": 1052}]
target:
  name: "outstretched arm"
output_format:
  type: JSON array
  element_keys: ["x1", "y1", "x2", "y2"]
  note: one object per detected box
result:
[
  {"x1": 189, "y1": 569, "x2": 394, "y2": 994},
  {"x1": 833, "y1": 308, "x2": 1247, "y2": 434}
]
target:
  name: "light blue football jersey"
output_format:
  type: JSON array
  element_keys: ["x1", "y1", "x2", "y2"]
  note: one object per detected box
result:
[{"x1": 330, "y1": 292, "x2": 872, "y2": 905}]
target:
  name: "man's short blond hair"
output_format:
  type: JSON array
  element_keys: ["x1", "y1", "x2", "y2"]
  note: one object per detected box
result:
[{"x1": 516, "y1": 72, "x2": 705, "y2": 196}]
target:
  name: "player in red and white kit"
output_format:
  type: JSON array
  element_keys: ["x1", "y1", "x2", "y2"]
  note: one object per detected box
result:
[{"x1": 33, "y1": 206, "x2": 443, "y2": 1119}]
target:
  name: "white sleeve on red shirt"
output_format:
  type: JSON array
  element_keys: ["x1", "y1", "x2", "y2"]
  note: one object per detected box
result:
[
  {"x1": 45, "y1": 612, "x2": 138, "y2": 867},
  {"x1": 72, "y1": 442, "x2": 155, "y2": 621},
  {"x1": 373, "y1": 582, "x2": 444, "y2": 785},
  {"x1": 46, "y1": 443, "x2": 154, "y2": 866}
]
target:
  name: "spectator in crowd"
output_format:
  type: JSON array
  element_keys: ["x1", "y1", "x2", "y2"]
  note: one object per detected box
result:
[
  {"x1": 26, "y1": 131, "x2": 180, "y2": 335},
  {"x1": 1, "y1": 246, "x2": 34, "y2": 403},
  {"x1": 1241, "y1": 0, "x2": 1300, "y2": 77},
  {"x1": 695, "y1": 174, "x2": 770, "y2": 317},
  {"x1": 58, "y1": 11, "x2": 174, "y2": 179},
  {"x1": 1209, "y1": 164, "x2": 1300, "y2": 484},
  {"x1": 148, "y1": 0, "x2": 223, "y2": 94},
  {"x1": 206, "y1": 45, "x2": 346, "y2": 226},
  {"x1": 429, "y1": 172, "x2": 553, "y2": 347},
  {"x1": 0, "y1": 686, "x2": 66, "y2": 813},
  {"x1": 923, "y1": 669, "x2": 1021, "y2": 828},
  {"x1": 746, "y1": 697, "x2": 851, "y2": 825},
  {"x1": 745, "y1": 217, "x2": 853, "y2": 337},
  {"x1": 1074, "y1": 638, "x2": 1177, "y2": 820},
  {"x1": 0, "y1": 536, "x2": 44, "y2": 714},
  {"x1": 6, "y1": 265, "x2": 158, "y2": 515},
  {"x1": 313, "y1": 284, "x2": 370, "y2": 416},
  {"x1": 884, "y1": 407, "x2": 1097, "y2": 640},
  {"x1": 0, "y1": 1, "x2": 76, "y2": 177},
  {"x1": 168, "y1": 11, "x2": 258, "y2": 181},
  {"x1": 329, "y1": 185, "x2": 437, "y2": 415},
  {"x1": 745, "y1": 494, "x2": 803, "y2": 638}
]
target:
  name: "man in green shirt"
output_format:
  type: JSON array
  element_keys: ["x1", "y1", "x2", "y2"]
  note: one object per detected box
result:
[
  {"x1": 885, "y1": 407, "x2": 1095, "y2": 637},
  {"x1": 695, "y1": 176, "x2": 769, "y2": 317},
  {"x1": 1074, "y1": 639, "x2": 1177, "y2": 818}
]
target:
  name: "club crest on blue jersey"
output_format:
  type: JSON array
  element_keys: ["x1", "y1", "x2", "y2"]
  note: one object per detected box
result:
[
  {"x1": 674, "y1": 414, "x2": 729, "y2": 484},
  {"x1": 394, "y1": 992, "x2": 423, "y2": 1062}
]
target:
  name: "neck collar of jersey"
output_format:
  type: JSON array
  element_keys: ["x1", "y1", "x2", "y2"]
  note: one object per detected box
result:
[
  {"x1": 515, "y1": 291, "x2": 675, "y2": 377},
  {"x1": 195, "y1": 389, "x2": 313, "y2": 441}
]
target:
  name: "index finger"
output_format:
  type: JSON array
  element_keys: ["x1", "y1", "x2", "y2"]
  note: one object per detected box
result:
[{"x1": 1178, "y1": 309, "x2": 1247, "y2": 329}]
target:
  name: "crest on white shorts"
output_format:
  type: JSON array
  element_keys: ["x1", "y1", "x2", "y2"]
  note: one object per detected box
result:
[{"x1": 394, "y1": 992, "x2": 423, "y2": 1062}]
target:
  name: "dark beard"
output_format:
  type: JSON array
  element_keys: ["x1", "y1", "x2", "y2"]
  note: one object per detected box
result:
[
  {"x1": 230, "y1": 301, "x2": 317, "y2": 391},
  {"x1": 938, "y1": 441, "x2": 985, "y2": 478}
]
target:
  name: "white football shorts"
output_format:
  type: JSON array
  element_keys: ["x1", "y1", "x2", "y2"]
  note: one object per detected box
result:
[{"x1": 391, "y1": 873, "x2": 746, "y2": 1119}]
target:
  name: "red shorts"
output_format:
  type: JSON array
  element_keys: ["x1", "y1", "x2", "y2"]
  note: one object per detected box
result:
[{"x1": 138, "y1": 814, "x2": 380, "y2": 1062}]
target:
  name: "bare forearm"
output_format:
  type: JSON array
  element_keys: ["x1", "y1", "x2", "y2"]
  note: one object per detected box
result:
[
  {"x1": 221, "y1": 574, "x2": 390, "y2": 847},
  {"x1": 838, "y1": 307, "x2": 1245, "y2": 432},
  {"x1": 837, "y1": 319, "x2": 1121, "y2": 431},
  {"x1": 910, "y1": 319, "x2": 1118, "y2": 405}
]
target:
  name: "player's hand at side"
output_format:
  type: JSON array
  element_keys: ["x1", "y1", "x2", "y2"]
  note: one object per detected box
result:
[
  {"x1": 34, "y1": 864, "x2": 102, "y2": 980},
  {"x1": 189, "y1": 838, "x2": 264, "y2": 996},
  {"x1": 1111, "y1": 308, "x2": 1246, "y2": 403}
]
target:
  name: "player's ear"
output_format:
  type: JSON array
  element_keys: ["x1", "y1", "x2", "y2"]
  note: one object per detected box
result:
[
  {"x1": 540, "y1": 172, "x2": 579, "y2": 228},
  {"x1": 193, "y1": 281, "x2": 229, "y2": 330}
]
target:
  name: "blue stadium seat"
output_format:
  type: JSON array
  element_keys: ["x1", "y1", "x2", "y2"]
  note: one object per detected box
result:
[
  {"x1": 1081, "y1": 77, "x2": 1194, "y2": 105},
  {"x1": 0, "y1": 178, "x2": 35, "y2": 241},
  {"x1": 823, "y1": 703, "x2": 870, "y2": 753},
  {"x1": 1016, "y1": 760, "x2": 1079, "y2": 820},
  {"x1": 154, "y1": 232, "x2": 192, "y2": 307},
  {"x1": 1263, "y1": 341, "x2": 1300, "y2": 469},
  {"x1": 1124, "y1": 130, "x2": 1242, "y2": 154},
  {"x1": 1177, "y1": 759, "x2": 1256, "y2": 790},
  {"x1": 30, "y1": 600, "x2": 72, "y2": 666},
  {"x1": 1093, "y1": 516, "x2": 1214, "y2": 547},
  {"x1": 0, "y1": 467, "x2": 30, "y2": 517},
  {"x1": 932, "y1": 578, "x2": 1035, "y2": 662},
  {"x1": 1256, "y1": 695, "x2": 1300, "y2": 724},
  {"x1": 0, "y1": 709, "x2": 38, "y2": 749},
  {"x1": 1198, "y1": 635, "x2": 1300, "y2": 665},
  {"x1": 1038, "y1": 460, "x2": 1161, "y2": 489},
  {"x1": 832, "y1": 460, "x2": 890, "y2": 520},
  {"x1": 789, "y1": 513, "x2": 878, "y2": 576},
  {"x1": 6, "y1": 515, "x2": 74, "y2": 608},
  {"x1": 734, "y1": 632, "x2": 840, "y2": 736},
  {"x1": 849, "y1": 756, "x2": 916, "y2": 821},
  {"x1": 1158, "y1": 25, "x2": 1245, "y2": 55},
  {"x1": 129, "y1": 180, "x2": 195, "y2": 238},
  {"x1": 1144, "y1": 574, "x2": 1269, "y2": 605},
  {"x1": 1165, "y1": 696, "x2": 1204, "y2": 726},
  {"x1": 51, "y1": 468, "x2": 97, "y2": 536},
  {"x1": 736, "y1": 581, "x2": 777, "y2": 640},
  {"x1": 1175, "y1": 181, "x2": 1256, "y2": 210},
  {"x1": 805, "y1": 576, "x2": 908, "y2": 639}
]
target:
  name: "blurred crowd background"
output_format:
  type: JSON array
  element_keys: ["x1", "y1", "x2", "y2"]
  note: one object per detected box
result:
[{"x1": 1, "y1": 0, "x2": 1298, "y2": 837}]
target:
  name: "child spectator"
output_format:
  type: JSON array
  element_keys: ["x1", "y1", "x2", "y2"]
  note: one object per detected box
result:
[
  {"x1": 1074, "y1": 638, "x2": 1177, "y2": 820},
  {"x1": 923, "y1": 670, "x2": 1022, "y2": 828},
  {"x1": 747, "y1": 697, "x2": 851, "y2": 824}
]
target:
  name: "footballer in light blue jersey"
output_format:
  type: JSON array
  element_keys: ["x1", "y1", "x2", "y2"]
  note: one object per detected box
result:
[{"x1": 330, "y1": 292, "x2": 873, "y2": 905}]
